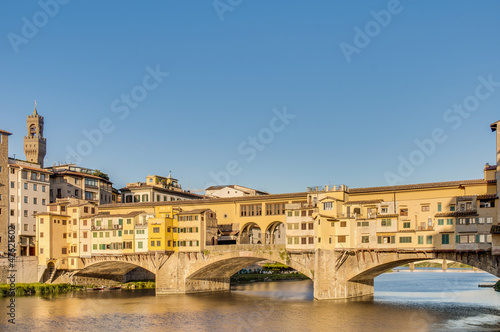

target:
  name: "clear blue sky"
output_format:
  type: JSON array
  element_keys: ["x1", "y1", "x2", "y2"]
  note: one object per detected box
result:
[{"x1": 1, "y1": 1, "x2": 499, "y2": 193}]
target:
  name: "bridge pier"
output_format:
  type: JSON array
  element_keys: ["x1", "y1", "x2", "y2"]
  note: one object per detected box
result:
[
  {"x1": 155, "y1": 252, "x2": 233, "y2": 295},
  {"x1": 313, "y1": 249, "x2": 374, "y2": 300}
]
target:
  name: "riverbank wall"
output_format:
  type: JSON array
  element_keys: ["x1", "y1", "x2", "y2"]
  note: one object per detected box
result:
[{"x1": 0, "y1": 257, "x2": 39, "y2": 283}]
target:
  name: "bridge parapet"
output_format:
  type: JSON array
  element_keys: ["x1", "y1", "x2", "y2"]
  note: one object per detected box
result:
[{"x1": 204, "y1": 244, "x2": 285, "y2": 253}]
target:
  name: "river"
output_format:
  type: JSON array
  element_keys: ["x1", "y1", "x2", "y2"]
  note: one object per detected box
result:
[{"x1": 1, "y1": 271, "x2": 499, "y2": 331}]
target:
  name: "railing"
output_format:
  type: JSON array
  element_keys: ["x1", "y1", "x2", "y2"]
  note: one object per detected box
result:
[
  {"x1": 91, "y1": 225, "x2": 122, "y2": 231},
  {"x1": 285, "y1": 203, "x2": 317, "y2": 210},
  {"x1": 307, "y1": 184, "x2": 348, "y2": 193}
]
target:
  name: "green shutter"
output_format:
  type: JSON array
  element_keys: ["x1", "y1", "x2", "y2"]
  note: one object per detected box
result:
[
  {"x1": 377, "y1": 236, "x2": 382, "y2": 244},
  {"x1": 455, "y1": 235, "x2": 459, "y2": 244},
  {"x1": 475, "y1": 234, "x2": 480, "y2": 243},
  {"x1": 390, "y1": 236, "x2": 395, "y2": 244}
]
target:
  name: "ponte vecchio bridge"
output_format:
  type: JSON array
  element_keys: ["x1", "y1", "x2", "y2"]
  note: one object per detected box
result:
[{"x1": 72, "y1": 244, "x2": 500, "y2": 300}]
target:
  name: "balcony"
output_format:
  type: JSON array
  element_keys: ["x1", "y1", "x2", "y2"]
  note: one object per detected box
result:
[
  {"x1": 285, "y1": 203, "x2": 317, "y2": 210},
  {"x1": 91, "y1": 225, "x2": 122, "y2": 231},
  {"x1": 416, "y1": 226, "x2": 434, "y2": 231}
]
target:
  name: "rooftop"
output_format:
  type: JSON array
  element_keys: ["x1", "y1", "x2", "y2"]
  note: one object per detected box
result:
[
  {"x1": 177, "y1": 209, "x2": 211, "y2": 215},
  {"x1": 205, "y1": 184, "x2": 269, "y2": 195},
  {"x1": 350, "y1": 179, "x2": 491, "y2": 194},
  {"x1": 0, "y1": 129, "x2": 12, "y2": 135},
  {"x1": 93, "y1": 211, "x2": 148, "y2": 218},
  {"x1": 491, "y1": 120, "x2": 499, "y2": 132}
]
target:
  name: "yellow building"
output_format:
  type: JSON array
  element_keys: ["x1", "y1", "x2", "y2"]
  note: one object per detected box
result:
[
  {"x1": 148, "y1": 206, "x2": 178, "y2": 252},
  {"x1": 91, "y1": 211, "x2": 152, "y2": 255},
  {"x1": 36, "y1": 198, "x2": 97, "y2": 273},
  {"x1": 177, "y1": 209, "x2": 218, "y2": 252}
]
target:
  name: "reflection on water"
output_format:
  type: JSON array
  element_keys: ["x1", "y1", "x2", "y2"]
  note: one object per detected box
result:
[{"x1": 0, "y1": 271, "x2": 498, "y2": 332}]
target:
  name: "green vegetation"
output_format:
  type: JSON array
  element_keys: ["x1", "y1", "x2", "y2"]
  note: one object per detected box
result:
[
  {"x1": 92, "y1": 170, "x2": 109, "y2": 180},
  {"x1": 231, "y1": 273, "x2": 309, "y2": 284},
  {"x1": 0, "y1": 283, "x2": 86, "y2": 297},
  {"x1": 400, "y1": 262, "x2": 473, "y2": 269},
  {"x1": 279, "y1": 250, "x2": 290, "y2": 262},
  {"x1": 262, "y1": 263, "x2": 290, "y2": 271},
  {"x1": 122, "y1": 281, "x2": 155, "y2": 289},
  {"x1": 494, "y1": 280, "x2": 500, "y2": 292}
]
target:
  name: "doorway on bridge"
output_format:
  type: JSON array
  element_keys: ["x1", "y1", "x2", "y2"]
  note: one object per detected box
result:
[{"x1": 239, "y1": 223, "x2": 262, "y2": 244}]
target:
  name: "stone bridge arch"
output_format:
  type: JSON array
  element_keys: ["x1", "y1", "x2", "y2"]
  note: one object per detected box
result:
[
  {"x1": 75, "y1": 252, "x2": 172, "y2": 281},
  {"x1": 344, "y1": 250, "x2": 500, "y2": 282},
  {"x1": 187, "y1": 246, "x2": 314, "y2": 280},
  {"x1": 313, "y1": 249, "x2": 500, "y2": 300},
  {"x1": 155, "y1": 245, "x2": 315, "y2": 295}
]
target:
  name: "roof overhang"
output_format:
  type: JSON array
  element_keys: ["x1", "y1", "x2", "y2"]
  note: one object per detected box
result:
[{"x1": 491, "y1": 120, "x2": 499, "y2": 132}]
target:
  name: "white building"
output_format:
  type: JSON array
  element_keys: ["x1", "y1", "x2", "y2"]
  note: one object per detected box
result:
[
  {"x1": 8, "y1": 159, "x2": 51, "y2": 256},
  {"x1": 205, "y1": 184, "x2": 269, "y2": 198}
]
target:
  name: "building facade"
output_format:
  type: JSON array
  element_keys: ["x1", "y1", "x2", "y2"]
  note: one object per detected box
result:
[
  {"x1": 37, "y1": 198, "x2": 97, "y2": 272},
  {"x1": 0, "y1": 129, "x2": 12, "y2": 255},
  {"x1": 121, "y1": 174, "x2": 202, "y2": 203},
  {"x1": 47, "y1": 164, "x2": 113, "y2": 205},
  {"x1": 8, "y1": 159, "x2": 51, "y2": 256},
  {"x1": 205, "y1": 184, "x2": 269, "y2": 198}
]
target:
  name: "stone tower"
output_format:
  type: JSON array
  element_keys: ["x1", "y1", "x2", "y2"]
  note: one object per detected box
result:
[{"x1": 23, "y1": 103, "x2": 46, "y2": 167}]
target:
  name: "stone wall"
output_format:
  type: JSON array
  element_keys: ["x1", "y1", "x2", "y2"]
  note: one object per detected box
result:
[
  {"x1": 0, "y1": 133, "x2": 9, "y2": 254},
  {"x1": 0, "y1": 256, "x2": 39, "y2": 283}
]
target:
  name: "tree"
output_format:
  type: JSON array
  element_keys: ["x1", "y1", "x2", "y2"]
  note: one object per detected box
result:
[{"x1": 92, "y1": 170, "x2": 109, "y2": 181}]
